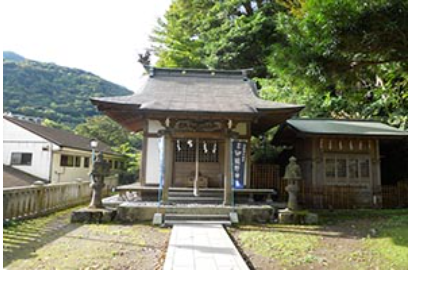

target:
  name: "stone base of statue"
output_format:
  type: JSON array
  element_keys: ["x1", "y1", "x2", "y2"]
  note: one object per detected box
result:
[
  {"x1": 278, "y1": 209, "x2": 319, "y2": 225},
  {"x1": 71, "y1": 207, "x2": 116, "y2": 224}
]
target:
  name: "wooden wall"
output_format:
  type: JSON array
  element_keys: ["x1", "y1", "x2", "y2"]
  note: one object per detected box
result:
[{"x1": 292, "y1": 136, "x2": 381, "y2": 191}]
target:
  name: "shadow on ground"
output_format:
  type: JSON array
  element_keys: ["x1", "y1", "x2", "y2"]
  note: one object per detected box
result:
[{"x1": 3, "y1": 214, "x2": 82, "y2": 267}]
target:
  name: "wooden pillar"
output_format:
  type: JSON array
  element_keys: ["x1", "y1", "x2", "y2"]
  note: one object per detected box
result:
[
  {"x1": 161, "y1": 131, "x2": 173, "y2": 203},
  {"x1": 373, "y1": 139, "x2": 382, "y2": 190},
  {"x1": 139, "y1": 120, "x2": 148, "y2": 186},
  {"x1": 223, "y1": 135, "x2": 232, "y2": 206}
]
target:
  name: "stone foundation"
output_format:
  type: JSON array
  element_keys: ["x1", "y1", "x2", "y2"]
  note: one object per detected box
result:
[
  {"x1": 71, "y1": 208, "x2": 116, "y2": 223},
  {"x1": 278, "y1": 209, "x2": 319, "y2": 225},
  {"x1": 115, "y1": 202, "x2": 274, "y2": 223}
]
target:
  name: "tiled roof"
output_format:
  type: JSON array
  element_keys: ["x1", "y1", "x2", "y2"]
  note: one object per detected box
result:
[
  {"x1": 3, "y1": 116, "x2": 120, "y2": 155},
  {"x1": 3, "y1": 165, "x2": 43, "y2": 188},
  {"x1": 91, "y1": 67, "x2": 304, "y2": 114}
]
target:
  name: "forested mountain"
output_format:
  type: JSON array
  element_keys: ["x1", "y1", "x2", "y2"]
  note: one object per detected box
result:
[
  {"x1": 3, "y1": 53, "x2": 132, "y2": 127},
  {"x1": 3, "y1": 51, "x2": 26, "y2": 62}
]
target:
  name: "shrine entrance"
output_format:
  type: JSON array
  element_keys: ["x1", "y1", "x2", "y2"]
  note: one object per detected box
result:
[{"x1": 172, "y1": 138, "x2": 225, "y2": 189}]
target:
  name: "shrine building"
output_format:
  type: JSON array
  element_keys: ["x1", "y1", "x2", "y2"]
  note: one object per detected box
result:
[{"x1": 91, "y1": 67, "x2": 304, "y2": 206}]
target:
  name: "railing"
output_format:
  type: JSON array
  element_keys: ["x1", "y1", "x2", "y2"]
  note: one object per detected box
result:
[{"x1": 3, "y1": 175, "x2": 118, "y2": 223}]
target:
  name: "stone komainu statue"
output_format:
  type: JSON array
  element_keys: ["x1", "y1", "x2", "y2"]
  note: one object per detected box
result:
[{"x1": 283, "y1": 156, "x2": 302, "y2": 210}]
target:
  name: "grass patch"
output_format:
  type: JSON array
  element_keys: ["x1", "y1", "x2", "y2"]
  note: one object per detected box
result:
[
  {"x1": 234, "y1": 224, "x2": 321, "y2": 268},
  {"x1": 360, "y1": 214, "x2": 408, "y2": 269},
  {"x1": 231, "y1": 210, "x2": 408, "y2": 270}
]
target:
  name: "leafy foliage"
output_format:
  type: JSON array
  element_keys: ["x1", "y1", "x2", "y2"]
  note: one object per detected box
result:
[
  {"x1": 74, "y1": 115, "x2": 141, "y2": 149},
  {"x1": 151, "y1": 0, "x2": 408, "y2": 129},
  {"x1": 3, "y1": 57, "x2": 132, "y2": 127},
  {"x1": 269, "y1": 0, "x2": 408, "y2": 128},
  {"x1": 112, "y1": 143, "x2": 141, "y2": 183},
  {"x1": 152, "y1": 0, "x2": 287, "y2": 77},
  {"x1": 74, "y1": 116, "x2": 142, "y2": 182}
]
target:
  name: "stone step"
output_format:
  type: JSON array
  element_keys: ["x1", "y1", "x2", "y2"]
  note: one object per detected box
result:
[
  {"x1": 165, "y1": 220, "x2": 232, "y2": 226},
  {"x1": 164, "y1": 213, "x2": 231, "y2": 226},
  {"x1": 168, "y1": 196, "x2": 223, "y2": 204},
  {"x1": 168, "y1": 190, "x2": 223, "y2": 198},
  {"x1": 165, "y1": 214, "x2": 229, "y2": 221}
]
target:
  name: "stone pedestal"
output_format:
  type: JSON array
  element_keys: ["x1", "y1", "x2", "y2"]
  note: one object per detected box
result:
[
  {"x1": 71, "y1": 208, "x2": 116, "y2": 223},
  {"x1": 278, "y1": 209, "x2": 319, "y2": 225}
]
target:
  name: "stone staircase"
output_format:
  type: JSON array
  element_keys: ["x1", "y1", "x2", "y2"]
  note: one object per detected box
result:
[
  {"x1": 164, "y1": 189, "x2": 233, "y2": 225},
  {"x1": 168, "y1": 189, "x2": 224, "y2": 205}
]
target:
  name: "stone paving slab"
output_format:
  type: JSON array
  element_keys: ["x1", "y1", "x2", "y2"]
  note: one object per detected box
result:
[{"x1": 163, "y1": 224, "x2": 250, "y2": 270}]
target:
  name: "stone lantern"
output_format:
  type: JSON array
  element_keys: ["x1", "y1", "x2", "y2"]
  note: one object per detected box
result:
[
  {"x1": 89, "y1": 152, "x2": 111, "y2": 209},
  {"x1": 71, "y1": 152, "x2": 114, "y2": 223},
  {"x1": 283, "y1": 156, "x2": 302, "y2": 211}
]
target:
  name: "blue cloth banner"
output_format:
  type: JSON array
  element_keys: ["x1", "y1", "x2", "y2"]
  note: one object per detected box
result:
[
  {"x1": 158, "y1": 137, "x2": 165, "y2": 203},
  {"x1": 231, "y1": 140, "x2": 247, "y2": 189}
]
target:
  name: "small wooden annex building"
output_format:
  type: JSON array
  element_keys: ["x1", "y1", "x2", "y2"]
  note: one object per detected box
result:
[
  {"x1": 273, "y1": 119, "x2": 408, "y2": 207},
  {"x1": 91, "y1": 67, "x2": 304, "y2": 205}
]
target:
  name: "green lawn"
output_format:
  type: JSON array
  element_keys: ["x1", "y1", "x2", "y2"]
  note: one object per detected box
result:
[{"x1": 230, "y1": 210, "x2": 408, "y2": 270}]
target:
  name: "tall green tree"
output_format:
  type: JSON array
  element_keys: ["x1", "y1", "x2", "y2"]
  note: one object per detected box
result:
[
  {"x1": 74, "y1": 116, "x2": 142, "y2": 149},
  {"x1": 151, "y1": 0, "x2": 408, "y2": 128},
  {"x1": 268, "y1": 0, "x2": 408, "y2": 128},
  {"x1": 152, "y1": 0, "x2": 287, "y2": 77}
]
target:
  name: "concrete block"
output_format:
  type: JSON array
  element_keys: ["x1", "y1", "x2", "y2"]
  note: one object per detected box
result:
[
  {"x1": 229, "y1": 212, "x2": 239, "y2": 224},
  {"x1": 153, "y1": 213, "x2": 163, "y2": 226}
]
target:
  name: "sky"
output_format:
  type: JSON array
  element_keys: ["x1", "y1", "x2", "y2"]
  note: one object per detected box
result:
[{"x1": 1, "y1": 0, "x2": 172, "y2": 91}]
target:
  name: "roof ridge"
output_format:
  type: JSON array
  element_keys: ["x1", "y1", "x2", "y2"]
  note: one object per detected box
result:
[
  {"x1": 289, "y1": 118, "x2": 386, "y2": 123},
  {"x1": 3, "y1": 115, "x2": 119, "y2": 155},
  {"x1": 147, "y1": 66, "x2": 252, "y2": 79}
]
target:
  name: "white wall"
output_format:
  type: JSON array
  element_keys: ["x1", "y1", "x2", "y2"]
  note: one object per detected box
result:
[
  {"x1": 148, "y1": 120, "x2": 164, "y2": 133},
  {"x1": 146, "y1": 137, "x2": 162, "y2": 184},
  {"x1": 3, "y1": 118, "x2": 53, "y2": 181},
  {"x1": 51, "y1": 151, "x2": 92, "y2": 183}
]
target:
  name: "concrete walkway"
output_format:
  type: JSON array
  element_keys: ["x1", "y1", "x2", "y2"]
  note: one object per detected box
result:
[{"x1": 163, "y1": 224, "x2": 250, "y2": 270}]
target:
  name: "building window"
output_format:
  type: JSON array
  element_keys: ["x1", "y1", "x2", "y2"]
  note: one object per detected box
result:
[
  {"x1": 60, "y1": 155, "x2": 75, "y2": 167},
  {"x1": 348, "y1": 158, "x2": 359, "y2": 179},
  {"x1": 325, "y1": 158, "x2": 336, "y2": 178},
  {"x1": 75, "y1": 156, "x2": 81, "y2": 167},
  {"x1": 336, "y1": 158, "x2": 347, "y2": 178},
  {"x1": 360, "y1": 159, "x2": 370, "y2": 178},
  {"x1": 11, "y1": 153, "x2": 32, "y2": 166},
  {"x1": 84, "y1": 157, "x2": 90, "y2": 168},
  {"x1": 324, "y1": 154, "x2": 370, "y2": 185}
]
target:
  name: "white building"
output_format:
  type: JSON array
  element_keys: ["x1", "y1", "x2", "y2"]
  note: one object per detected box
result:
[{"x1": 3, "y1": 115, "x2": 124, "y2": 184}]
